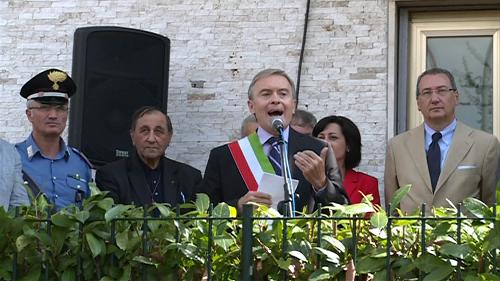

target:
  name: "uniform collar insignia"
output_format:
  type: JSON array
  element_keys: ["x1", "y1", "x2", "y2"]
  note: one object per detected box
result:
[{"x1": 27, "y1": 145, "x2": 34, "y2": 159}]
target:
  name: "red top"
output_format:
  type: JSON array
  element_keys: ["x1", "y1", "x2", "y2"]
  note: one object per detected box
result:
[{"x1": 343, "y1": 169, "x2": 380, "y2": 206}]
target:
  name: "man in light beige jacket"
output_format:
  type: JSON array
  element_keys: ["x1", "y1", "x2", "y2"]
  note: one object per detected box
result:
[{"x1": 385, "y1": 68, "x2": 499, "y2": 214}]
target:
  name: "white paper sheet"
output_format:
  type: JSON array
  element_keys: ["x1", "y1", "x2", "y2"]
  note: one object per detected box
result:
[{"x1": 258, "y1": 172, "x2": 299, "y2": 210}]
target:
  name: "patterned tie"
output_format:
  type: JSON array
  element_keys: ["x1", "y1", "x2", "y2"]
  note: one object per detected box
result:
[
  {"x1": 427, "y1": 132, "x2": 442, "y2": 192},
  {"x1": 267, "y1": 137, "x2": 282, "y2": 176}
]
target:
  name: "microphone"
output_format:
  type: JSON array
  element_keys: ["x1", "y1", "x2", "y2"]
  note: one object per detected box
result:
[
  {"x1": 272, "y1": 118, "x2": 284, "y2": 132},
  {"x1": 271, "y1": 116, "x2": 294, "y2": 217}
]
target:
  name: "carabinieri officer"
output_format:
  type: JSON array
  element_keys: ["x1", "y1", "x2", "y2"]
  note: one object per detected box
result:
[{"x1": 16, "y1": 69, "x2": 92, "y2": 210}]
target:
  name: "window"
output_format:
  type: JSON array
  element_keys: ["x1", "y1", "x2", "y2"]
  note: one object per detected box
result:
[{"x1": 407, "y1": 10, "x2": 500, "y2": 136}]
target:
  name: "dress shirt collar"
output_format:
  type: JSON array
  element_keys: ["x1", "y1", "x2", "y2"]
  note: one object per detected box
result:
[
  {"x1": 25, "y1": 133, "x2": 69, "y2": 161},
  {"x1": 424, "y1": 119, "x2": 457, "y2": 150},
  {"x1": 256, "y1": 125, "x2": 290, "y2": 145}
]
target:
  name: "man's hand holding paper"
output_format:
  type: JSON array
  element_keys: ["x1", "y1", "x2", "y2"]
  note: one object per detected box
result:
[{"x1": 257, "y1": 172, "x2": 298, "y2": 210}]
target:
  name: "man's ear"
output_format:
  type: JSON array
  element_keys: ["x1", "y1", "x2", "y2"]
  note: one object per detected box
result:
[
  {"x1": 26, "y1": 109, "x2": 33, "y2": 121},
  {"x1": 247, "y1": 99, "x2": 255, "y2": 114},
  {"x1": 129, "y1": 130, "x2": 134, "y2": 145},
  {"x1": 166, "y1": 132, "x2": 173, "y2": 145}
]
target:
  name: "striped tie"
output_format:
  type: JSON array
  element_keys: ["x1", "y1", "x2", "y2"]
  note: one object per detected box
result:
[{"x1": 267, "y1": 137, "x2": 282, "y2": 176}]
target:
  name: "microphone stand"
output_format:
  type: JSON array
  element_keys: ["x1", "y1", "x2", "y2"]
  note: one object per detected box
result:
[{"x1": 276, "y1": 128, "x2": 294, "y2": 218}]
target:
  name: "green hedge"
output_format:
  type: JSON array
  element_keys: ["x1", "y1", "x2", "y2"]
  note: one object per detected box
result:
[{"x1": 0, "y1": 185, "x2": 499, "y2": 281}]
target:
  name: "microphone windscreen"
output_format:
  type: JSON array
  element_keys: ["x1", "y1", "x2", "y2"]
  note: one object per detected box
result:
[{"x1": 272, "y1": 118, "x2": 284, "y2": 132}]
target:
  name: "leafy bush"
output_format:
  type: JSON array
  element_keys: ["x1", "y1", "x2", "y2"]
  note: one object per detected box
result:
[{"x1": 0, "y1": 184, "x2": 499, "y2": 281}]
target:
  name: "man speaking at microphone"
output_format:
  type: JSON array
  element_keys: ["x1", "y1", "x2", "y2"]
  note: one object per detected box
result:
[{"x1": 199, "y1": 69, "x2": 348, "y2": 213}]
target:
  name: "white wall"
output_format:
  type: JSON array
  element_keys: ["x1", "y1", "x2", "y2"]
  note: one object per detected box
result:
[{"x1": 0, "y1": 0, "x2": 388, "y2": 187}]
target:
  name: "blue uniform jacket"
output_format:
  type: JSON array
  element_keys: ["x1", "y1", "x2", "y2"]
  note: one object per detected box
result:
[{"x1": 16, "y1": 134, "x2": 92, "y2": 210}]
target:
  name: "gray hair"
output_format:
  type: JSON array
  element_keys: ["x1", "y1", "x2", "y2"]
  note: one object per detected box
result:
[
  {"x1": 240, "y1": 114, "x2": 257, "y2": 137},
  {"x1": 291, "y1": 109, "x2": 317, "y2": 128},
  {"x1": 26, "y1": 99, "x2": 36, "y2": 108},
  {"x1": 247, "y1": 68, "x2": 296, "y2": 99},
  {"x1": 416, "y1": 68, "x2": 457, "y2": 98}
]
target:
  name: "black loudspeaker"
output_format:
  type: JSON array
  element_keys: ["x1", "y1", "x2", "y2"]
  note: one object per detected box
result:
[{"x1": 69, "y1": 26, "x2": 170, "y2": 166}]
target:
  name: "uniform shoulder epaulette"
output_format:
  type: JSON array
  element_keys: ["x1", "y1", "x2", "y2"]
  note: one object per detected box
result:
[{"x1": 70, "y1": 147, "x2": 93, "y2": 169}]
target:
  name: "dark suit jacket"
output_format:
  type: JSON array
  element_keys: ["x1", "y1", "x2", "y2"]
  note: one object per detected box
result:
[
  {"x1": 199, "y1": 128, "x2": 349, "y2": 213},
  {"x1": 95, "y1": 151, "x2": 202, "y2": 207}
]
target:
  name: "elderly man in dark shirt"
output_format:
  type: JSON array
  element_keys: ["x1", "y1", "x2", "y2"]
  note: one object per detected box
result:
[{"x1": 96, "y1": 106, "x2": 202, "y2": 207}]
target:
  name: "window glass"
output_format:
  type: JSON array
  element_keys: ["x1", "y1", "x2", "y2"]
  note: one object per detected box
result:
[{"x1": 427, "y1": 36, "x2": 493, "y2": 133}]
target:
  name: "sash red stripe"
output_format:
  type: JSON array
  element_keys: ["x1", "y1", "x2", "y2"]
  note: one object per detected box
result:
[{"x1": 228, "y1": 141, "x2": 259, "y2": 191}]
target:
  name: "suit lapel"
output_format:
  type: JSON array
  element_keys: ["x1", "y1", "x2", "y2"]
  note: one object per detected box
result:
[
  {"x1": 162, "y1": 158, "x2": 178, "y2": 205},
  {"x1": 435, "y1": 122, "x2": 472, "y2": 192},
  {"x1": 405, "y1": 125, "x2": 433, "y2": 193},
  {"x1": 287, "y1": 130, "x2": 297, "y2": 166},
  {"x1": 287, "y1": 129, "x2": 303, "y2": 178},
  {"x1": 343, "y1": 169, "x2": 358, "y2": 197},
  {"x1": 127, "y1": 153, "x2": 151, "y2": 205}
]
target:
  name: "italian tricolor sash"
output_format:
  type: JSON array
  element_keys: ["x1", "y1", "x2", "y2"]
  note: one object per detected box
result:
[{"x1": 228, "y1": 133, "x2": 276, "y2": 191}]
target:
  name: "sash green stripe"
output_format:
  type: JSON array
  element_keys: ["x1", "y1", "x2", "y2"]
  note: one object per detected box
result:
[{"x1": 247, "y1": 133, "x2": 275, "y2": 174}]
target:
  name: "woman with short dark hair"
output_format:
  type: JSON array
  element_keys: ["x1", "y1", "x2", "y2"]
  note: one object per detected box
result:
[{"x1": 313, "y1": 115, "x2": 380, "y2": 205}]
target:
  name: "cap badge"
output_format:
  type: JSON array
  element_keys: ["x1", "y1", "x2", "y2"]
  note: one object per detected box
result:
[{"x1": 47, "y1": 71, "x2": 67, "y2": 91}]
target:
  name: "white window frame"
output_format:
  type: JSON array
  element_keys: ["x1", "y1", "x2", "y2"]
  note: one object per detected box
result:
[{"x1": 407, "y1": 10, "x2": 500, "y2": 136}]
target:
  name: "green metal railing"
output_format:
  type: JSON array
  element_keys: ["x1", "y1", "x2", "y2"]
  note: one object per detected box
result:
[{"x1": 7, "y1": 202, "x2": 499, "y2": 281}]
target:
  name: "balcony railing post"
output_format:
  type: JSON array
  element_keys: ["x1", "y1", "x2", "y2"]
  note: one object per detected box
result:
[
  {"x1": 44, "y1": 208, "x2": 52, "y2": 281},
  {"x1": 282, "y1": 204, "x2": 288, "y2": 281},
  {"x1": 241, "y1": 204, "x2": 253, "y2": 281},
  {"x1": 77, "y1": 200, "x2": 83, "y2": 281},
  {"x1": 456, "y1": 204, "x2": 462, "y2": 281},
  {"x1": 12, "y1": 206, "x2": 19, "y2": 281},
  {"x1": 493, "y1": 203, "x2": 498, "y2": 274},
  {"x1": 176, "y1": 205, "x2": 181, "y2": 243},
  {"x1": 419, "y1": 203, "x2": 426, "y2": 281},
  {"x1": 352, "y1": 214, "x2": 357, "y2": 264},
  {"x1": 110, "y1": 219, "x2": 116, "y2": 267},
  {"x1": 175, "y1": 205, "x2": 181, "y2": 281},
  {"x1": 316, "y1": 204, "x2": 322, "y2": 268},
  {"x1": 77, "y1": 221, "x2": 83, "y2": 281},
  {"x1": 207, "y1": 204, "x2": 214, "y2": 281},
  {"x1": 386, "y1": 203, "x2": 392, "y2": 281},
  {"x1": 142, "y1": 205, "x2": 149, "y2": 281}
]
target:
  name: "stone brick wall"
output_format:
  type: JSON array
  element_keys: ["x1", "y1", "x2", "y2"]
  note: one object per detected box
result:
[{"x1": 0, "y1": 0, "x2": 388, "y2": 194}]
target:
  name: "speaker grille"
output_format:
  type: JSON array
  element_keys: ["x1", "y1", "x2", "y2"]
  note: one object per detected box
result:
[{"x1": 69, "y1": 27, "x2": 170, "y2": 166}]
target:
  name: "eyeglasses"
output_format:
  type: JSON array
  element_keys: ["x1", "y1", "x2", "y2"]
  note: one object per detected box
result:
[
  {"x1": 29, "y1": 104, "x2": 68, "y2": 112},
  {"x1": 419, "y1": 87, "x2": 456, "y2": 98}
]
